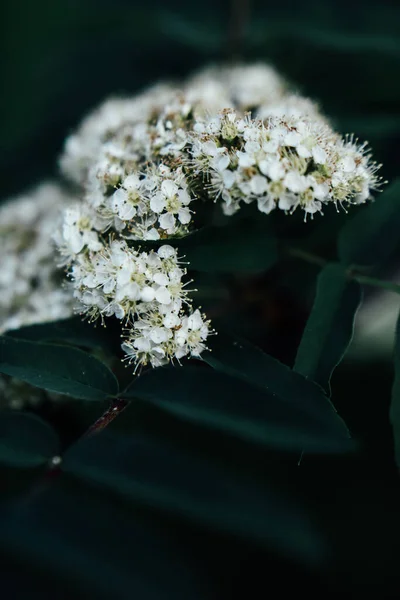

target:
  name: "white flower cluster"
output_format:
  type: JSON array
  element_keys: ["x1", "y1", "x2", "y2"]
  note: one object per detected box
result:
[
  {"x1": 60, "y1": 83, "x2": 178, "y2": 185},
  {"x1": 0, "y1": 182, "x2": 75, "y2": 334},
  {"x1": 56, "y1": 62, "x2": 382, "y2": 370},
  {"x1": 190, "y1": 109, "x2": 381, "y2": 217},
  {"x1": 64, "y1": 235, "x2": 210, "y2": 368}
]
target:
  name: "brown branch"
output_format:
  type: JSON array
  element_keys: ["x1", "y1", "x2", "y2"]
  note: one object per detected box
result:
[{"x1": 84, "y1": 398, "x2": 130, "y2": 437}]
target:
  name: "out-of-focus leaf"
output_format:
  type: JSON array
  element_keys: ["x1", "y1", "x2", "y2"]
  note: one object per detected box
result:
[
  {"x1": 6, "y1": 316, "x2": 116, "y2": 353},
  {"x1": 294, "y1": 264, "x2": 362, "y2": 393},
  {"x1": 336, "y1": 114, "x2": 400, "y2": 138},
  {"x1": 0, "y1": 337, "x2": 118, "y2": 401},
  {"x1": 63, "y1": 430, "x2": 325, "y2": 565},
  {"x1": 125, "y1": 361, "x2": 351, "y2": 454},
  {"x1": 130, "y1": 224, "x2": 278, "y2": 273},
  {"x1": 249, "y1": 22, "x2": 400, "y2": 58},
  {"x1": 0, "y1": 412, "x2": 59, "y2": 468},
  {"x1": 201, "y1": 332, "x2": 351, "y2": 450},
  {"x1": 0, "y1": 479, "x2": 210, "y2": 600},
  {"x1": 390, "y1": 313, "x2": 400, "y2": 471},
  {"x1": 182, "y1": 225, "x2": 278, "y2": 273},
  {"x1": 338, "y1": 179, "x2": 400, "y2": 267}
]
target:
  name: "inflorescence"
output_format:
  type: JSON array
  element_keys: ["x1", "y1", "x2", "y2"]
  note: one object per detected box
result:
[{"x1": 0, "y1": 63, "x2": 383, "y2": 381}]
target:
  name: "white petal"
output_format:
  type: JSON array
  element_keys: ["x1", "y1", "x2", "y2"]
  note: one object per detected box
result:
[
  {"x1": 304, "y1": 200, "x2": 322, "y2": 214},
  {"x1": 250, "y1": 175, "x2": 268, "y2": 195},
  {"x1": 103, "y1": 278, "x2": 116, "y2": 294},
  {"x1": 215, "y1": 153, "x2": 230, "y2": 171},
  {"x1": 150, "y1": 327, "x2": 169, "y2": 344},
  {"x1": 237, "y1": 151, "x2": 255, "y2": 168},
  {"x1": 262, "y1": 159, "x2": 285, "y2": 181},
  {"x1": 175, "y1": 328, "x2": 188, "y2": 346},
  {"x1": 175, "y1": 345, "x2": 188, "y2": 359},
  {"x1": 178, "y1": 189, "x2": 191, "y2": 206},
  {"x1": 297, "y1": 145, "x2": 312, "y2": 158},
  {"x1": 113, "y1": 303, "x2": 125, "y2": 319},
  {"x1": 312, "y1": 145, "x2": 327, "y2": 164},
  {"x1": 125, "y1": 282, "x2": 140, "y2": 301},
  {"x1": 153, "y1": 273, "x2": 169, "y2": 286},
  {"x1": 157, "y1": 245, "x2": 175, "y2": 259},
  {"x1": 257, "y1": 196, "x2": 276, "y2": 214},
  {"x1": 112, "y1": 187, "x2": 128, "y2": 209},
  {"x1": 161, "y1": 180, "x2": 178, "y2": 197},
  {"x1": 134, "y1": 337, "x2": 152, "y2": 352},
  {"x1": 222, "y1": 170, "x2": 235, "y2": 189},
  {"x1": 155, "y1": 286, "x2": 171, "y2": 304},
  {"x1": 312, "y1": 182, "x2": 329, "y2": 200},
  {"x1": 187, "y1": 310, "x2": 203, "y2": 330},
  {"x1": 178, "y1": 207, "x2": 191, "y2": 224},
  {"x1": 140, "y1": 286, "x2": 155, "y2": 302},
  {"x1": 159, "y1": 212, "x2": 176, "y2": 231},
  {"x1": 284, "y1": 172, "x2": 308, "y2": 193},
  {"x1": 144, "y1": 228, "x2": 160, "y2": 240},
  {"x1": 284, "y1": 131, "x2": 302, "y2": 147},
  {"x1": 123, "y1": 174, "x2": 140, "y2": 191},
  {"x1": 339, "y1": 156, "x2": 356, "y2": 173},
  {"x1": 278, "y1": 195, "x2": 296, "y2": 210},
  {"x1": 150, "y1": 193, "x2": 165, "y2": 213},
  {"x1": 163, "y1": 312, "x2": 181, "y2": 328}
]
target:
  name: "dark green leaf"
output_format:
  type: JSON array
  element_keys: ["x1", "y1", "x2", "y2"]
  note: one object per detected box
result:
[
  {"x1": 202, "y1": 332, "x2": 352, "y2": 449},
  {"x1": 294, "y1": 264, "x2": 362, "y2": 393},
  {"x1": 182, "y1": 224, "x2": 278, "y2": 273},
  {"x1": 0, "y1": 337, "x2": 118, "y2": 401},
  {"x1": 63, "y1": 431, "x2": 325, "y2": 565},
  {"x1": 338, "y1": 179, "x2": 400, "y2": 267},
  {"x1": 125, "y1": 361, "x2": 351, "y2": 454},
  {"x1": 130, "y1": 224, "x2": 278, "y2": 273},
  {"x1": 0, "y1": 479, "x2": 209, "y2": 600},
  {"x1": 0, "y1": 412, "x2": 59, "y2": 468},
  {"x1": 390, "y1": 313, "x2": 400, "y2": 470},
  {"x1": 6, "y1": 316, "x2": 115, "y2": 353}
]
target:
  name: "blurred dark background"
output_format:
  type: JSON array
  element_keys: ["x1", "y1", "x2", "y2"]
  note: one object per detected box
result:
[
  {"x1": 1, "y1": 0, "x2": 400, "y2": 596},
  {"x1": 1, "y1": 0, "x2": 399, "y2": 200}
]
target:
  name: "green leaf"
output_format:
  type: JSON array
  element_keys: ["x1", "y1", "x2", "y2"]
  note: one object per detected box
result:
[
  {"x1": 6, "y1": 316, "x2": 115, "y2": 353},
  {"x1": 0, "y1": 412, "x2": 59, "y2": 468},
  {"x1": 201, "y1": 332, "x2": 352, "y2": 450},
  {"x1": 128, "y1": 224, "x2": 277, "y2": 273},
  {"x1": 294, "y1": 264, "x2": 362, "y2": 393},
  {"x1": 125, "y1": 361, "x2": 351, "y2": 454},
  {"x1": 0, "y1": 479, "x2": 209, "y2": 600},
  {"x1": 338, "y1": 179, "x2": 400, "y2": 267},
  {"x1": 63, "y1": 431, "x2": 325, "y2": 565},
  {"x1": 390, "y1": 313, "x2": 400, "y2": 470},
  {"x1": 0, "y1": 336, "x2": 119, "y2": 401},
  {"x1": 182, "y1": 224, "x2": 278, "y2": 273}
]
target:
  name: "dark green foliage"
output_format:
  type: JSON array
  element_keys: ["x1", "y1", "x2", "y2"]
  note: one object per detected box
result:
[
  {"x1": 125, "y1": 362, "x2": 351, "y2": 453},
  {"x1": 63, "y1": 430, "x2": 325, "y2": 564},
  {"x1": 338, "y1": 179, "x2": 400, "y2": 267},
  {"x1": 181, "y1": 224, "x2": 278, "y2": 273},
  {"x1": 294, "y1": 264, "x2": 362, "y2": 393},
  {"x1": 6, "y1": 316, "x2": 118, "y2": 354},
  {"x1": 205, "y1": 332, "x2": 351, "y2": 445},
  {"x1": 390, "y1": 313, "x2": 400, "y2": 470},
  {"x1": 2, "y1": 0, "x2": 400, "y2": 596},
  {"x1": 0, "y1": 480, "x2": 211, "y2": 600},
  {"x1": 0, "y1": 412, "x2": 59, "y2": 468},
  {"x1": 0, "y1": 336, "x2": 119, "y2": 400}
]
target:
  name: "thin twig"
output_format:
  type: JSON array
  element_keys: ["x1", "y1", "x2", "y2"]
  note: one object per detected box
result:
[
  {"x1": 286, "y1": 246, "x2": 400, "y2": 295},
  {"x1": 84, "y1": 398, "x2": 130, "y2": 437}
]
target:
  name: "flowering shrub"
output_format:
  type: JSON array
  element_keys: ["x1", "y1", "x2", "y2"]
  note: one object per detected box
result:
[{"x1": 1, "y1": 56, "x2": 400, "y2": 597}]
